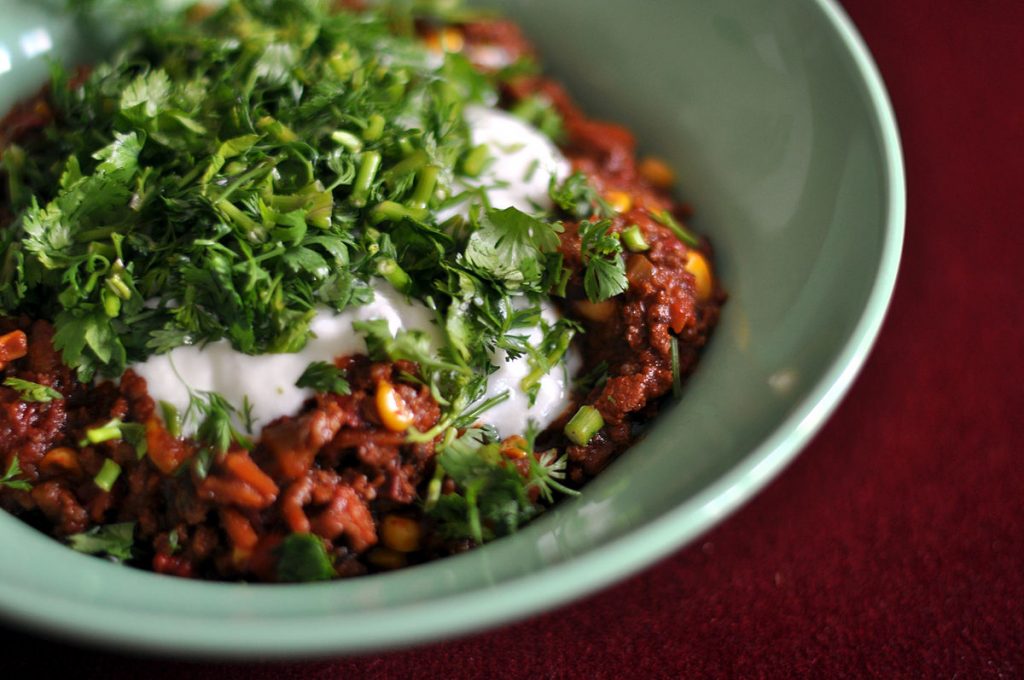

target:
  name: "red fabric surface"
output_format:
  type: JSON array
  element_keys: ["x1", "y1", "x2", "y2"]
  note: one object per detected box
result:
[{"x1": 5, "y1": 0, "x2": 1023, "y2": 676}]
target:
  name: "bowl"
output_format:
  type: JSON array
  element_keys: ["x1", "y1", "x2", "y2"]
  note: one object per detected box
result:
[{"x1": 0, "y1": 0, "x2": 904, "y2": 657}]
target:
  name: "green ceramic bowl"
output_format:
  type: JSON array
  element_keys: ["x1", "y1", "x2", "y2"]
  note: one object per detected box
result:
[{"x1": 0, "y1": 0, "x2": 903, "y2": 657}]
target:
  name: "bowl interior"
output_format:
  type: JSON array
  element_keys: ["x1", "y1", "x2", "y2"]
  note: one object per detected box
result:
[{"x1": 0, "y1": 0, "x2": 902, "y2": 656}]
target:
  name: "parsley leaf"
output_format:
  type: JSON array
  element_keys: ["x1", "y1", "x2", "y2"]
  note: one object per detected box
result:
[
  {"x1": 579, "y1": 219, "x2": 628, "y2": 302},
  {"x1": 3, "y1": 377, "x2": 63, "y2": 403},
  {"x1": 296, "y1": 361, "x2": 351, "y2": 395}
]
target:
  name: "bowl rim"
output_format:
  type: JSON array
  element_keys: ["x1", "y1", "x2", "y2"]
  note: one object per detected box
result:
[{"x1": 0, "y1": 0, "x2": 905, "y2": 657}]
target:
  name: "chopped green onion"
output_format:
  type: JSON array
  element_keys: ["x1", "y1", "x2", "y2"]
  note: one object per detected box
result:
[
  {"x1": 564, "y1": 405, "x2": 604, "y2": 446},
  {"x1": 256, "y1": 115, "x2": 298, "y2": 144},
  {"x1": 651, "y1": 210, "x2": 700, "y2": 248},
  {"x1": 330, "y1": 129, "x2": 363, "y2": 152},
  {"x1": 363, "y1": 113, "x2": 386, "y2": 142},
  {"x1": 376, "y1": 258, "x2": 412, "y2": 293},
  {"x1": 350, "y1": 151, "x2": 382, "y2": 207},
  {"x1": 370, "y1": 200, "x2": 428, "y2": 224},
  {"x1": 424, "y1": 462, "x2": 445, "y2": 511},
  {"x1": 621, "y1": 224, "x2": 649, "y2": 252},
  {"x1": 101, "y1": 289, "x2": 121, "y2": 317},
  {"x1": 105, "y1": 272, "x2": 132, "y2": 300},
  {"x1": 409, "y1": 165, "x2": 439, "y2": 209},
  {"x1": 93, "y1": 458, "x2": 122, "y2": 493},
  {"x1": 80, "y1": 418, "x2": 123, "y2": 446},
  {"x1": 160, "y1": 401, "x2": 181, "y2": 438},
  {"x1": 670, "y1": 336, "x2": 682, "y2": 399},
  {"x1": 387, "y1": 149, "x2": 428, "y2": 178},
  {"x1": 461, "y1": 144, "x2": 490, "y2": 177}
]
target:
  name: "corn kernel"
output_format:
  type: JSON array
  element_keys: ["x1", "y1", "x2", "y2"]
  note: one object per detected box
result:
[
  {"x1": 376, "y1": 380, "x2": 415, "y2": 432},
  {"x1": 440, "y1": 27, "x2": 465, "y2": 53},
  {"x1": 574, "y1": 299, "x2": 617, "y2": 322},
  {"x1": 425, "y1": 28, "x2": 465, "y2": 54},
  {"x1": 639, "y1": 157, "x2": 676, "y2": 189},
  {"x1": 368, "y1": 547, "x2": 407, "y2": 570},
  {"x1": 605, "y1": 190, "x2": 633, "y2": 214},
  {"x1": 381, "y1": 515, "x2": 423, "y2": 553},
  {"x1": 684, "y1": 251, "x2": 713, "y2": 302}
]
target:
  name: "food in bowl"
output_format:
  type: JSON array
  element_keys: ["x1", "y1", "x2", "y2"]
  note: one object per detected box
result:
[{"x1": 0, "y1": 0, "x2": 722, "y2": 581}]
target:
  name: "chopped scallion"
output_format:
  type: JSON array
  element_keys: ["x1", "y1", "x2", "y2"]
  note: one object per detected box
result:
[
  {"x1": 621, "y1": 224, "x2": 649, "y2": 252},
  {"x1": 564, "y1": 405, "x2": 604, "y2": 446},
  {"x1": 80, "y1": 418, "x2": 123, "y2": 446},
  {"x1": 93, "y1": 458, "x2": 122, "y2": 493},
  {"x1": 651, "y1": 210, "x2": 700, "y2": 248}
]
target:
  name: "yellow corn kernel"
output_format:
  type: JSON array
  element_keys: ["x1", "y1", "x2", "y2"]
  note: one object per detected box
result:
[
  {"x1": 639, "y1": 156, "x2": 676, "y2": 189},
  {"x1": 684, "y1": 251, "x2": 713, "y2": 302},
  {"x1": 232, "y1": 547, "x2": 252, "y2": 566},
  {"x1": 368, "y1": 547, "x2": 407, "y2": 570},
  {"x1": 381, "y1": 515, "x2": 423, "y2": 553},
  {"x1": 574, "y1": 299, "x2": 617, "y2": 322},
  {"x1": 425, "y1": 28, "x2": 465, "y2": 54},
  {"x1": 440, "y1": 27, "x2": 465, "y2": 53},
  {"x1": 605, "y1": 190, "x2": 633, "y2": 214},
  {"x1": 376, "y1": 380, "x2": 415, "y2": 432}
]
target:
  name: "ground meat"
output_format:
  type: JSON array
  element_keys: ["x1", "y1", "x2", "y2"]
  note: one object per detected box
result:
[{"x1": 0, "y1": 318, "x2": 451, "y2": 580}]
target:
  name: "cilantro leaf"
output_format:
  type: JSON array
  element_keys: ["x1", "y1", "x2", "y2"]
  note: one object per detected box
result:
[
  {"x1": 463, "y1": 207, "x2": 563, "y2": 292},
  {"x1": 0, "y1": 457, "x2": 32, "y2": 491},
  {"x1": 579, "y1": 219, "x2": 628, "y2": 302},
  {"x1": 549, "y1": 171, "x2": 613, "y2": 219},
  {"x1": 275, "y1": 533, "x2": 336, "y2": 582},
  {"x1": 430, "y1": 429, "x2": 538, "y2": 543},
  {"x1": 67, "y1": 522, "x2": 136, "y2": 562},
  {"x1": 295, "y1": 361, "x2": 351, "y2": 395},
  {"x1": 186, "y1": 391, "x2": 254, "y2": 456},
  {"x1": 3, "y1": 377, "x2": 63, "y2": 403},
  {"x1": 119, "y1": 69, "x2": 172, "y2": 120},
  {"x1": 92, "y1": 131, "x2": 144, "y2": 179}
]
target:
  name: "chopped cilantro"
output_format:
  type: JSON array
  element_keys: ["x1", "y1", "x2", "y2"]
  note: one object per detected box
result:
[
  {"x1": 463, "y1": 207, "x2": 564, "y2": 292},
  {"x1": 67, "y1": 522, "x2": 136, "y2": 562},
  {"x1": 579, "y1": 219, "x2": 628, "y2": 302},
  {"x1": 296, "y1": 361, "x2": 351, "y2": 395},
  {"x1": 3, "y1": 377, "x2": 63, "y2": 403},
  {"x1": 0, "y1": 457, "x2": 32, "y2": 492},
  {"x1": 428, "y1": 425, "x2": 577, "y2": 544},
  {"x1": 275, "y1": 533, "x2": 336, "y2": 583},
  {"x1": 549, "y1": 171, "x2": 613, "y2": 219}
]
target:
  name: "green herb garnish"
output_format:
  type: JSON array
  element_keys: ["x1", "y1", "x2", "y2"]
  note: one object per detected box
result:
[
  {"x1": 579, "y1": 219, "x2": 628, "y2": 302},
  {"x1": 275, "y1": 533, "x2": 336, "y2": 583},
  {"x1": 296, "y1": 361, "x2": 351, "y2": 395},
  {"x1": 67, "y1": 522, "x2": 136, "y2": 562},
  {"x1": 0, "y1": 457, "x2": 32, "y2": 491},
  {"x1": 2, "y1": 377, "x2": 63, "y2": 403}
]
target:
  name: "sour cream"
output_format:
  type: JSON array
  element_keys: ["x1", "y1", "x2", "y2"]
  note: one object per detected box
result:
[
  {"x1": 132, "y1": 107, "x2": 575, "y2": 437},
  {"x1": 133, "y1": 285, "x2": 575, "y2": 436}
]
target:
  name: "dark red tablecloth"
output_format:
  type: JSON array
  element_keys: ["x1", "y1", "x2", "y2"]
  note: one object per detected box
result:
[{"x1": 5, "y1": 0, "x2": 1023, "y2": 676}]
